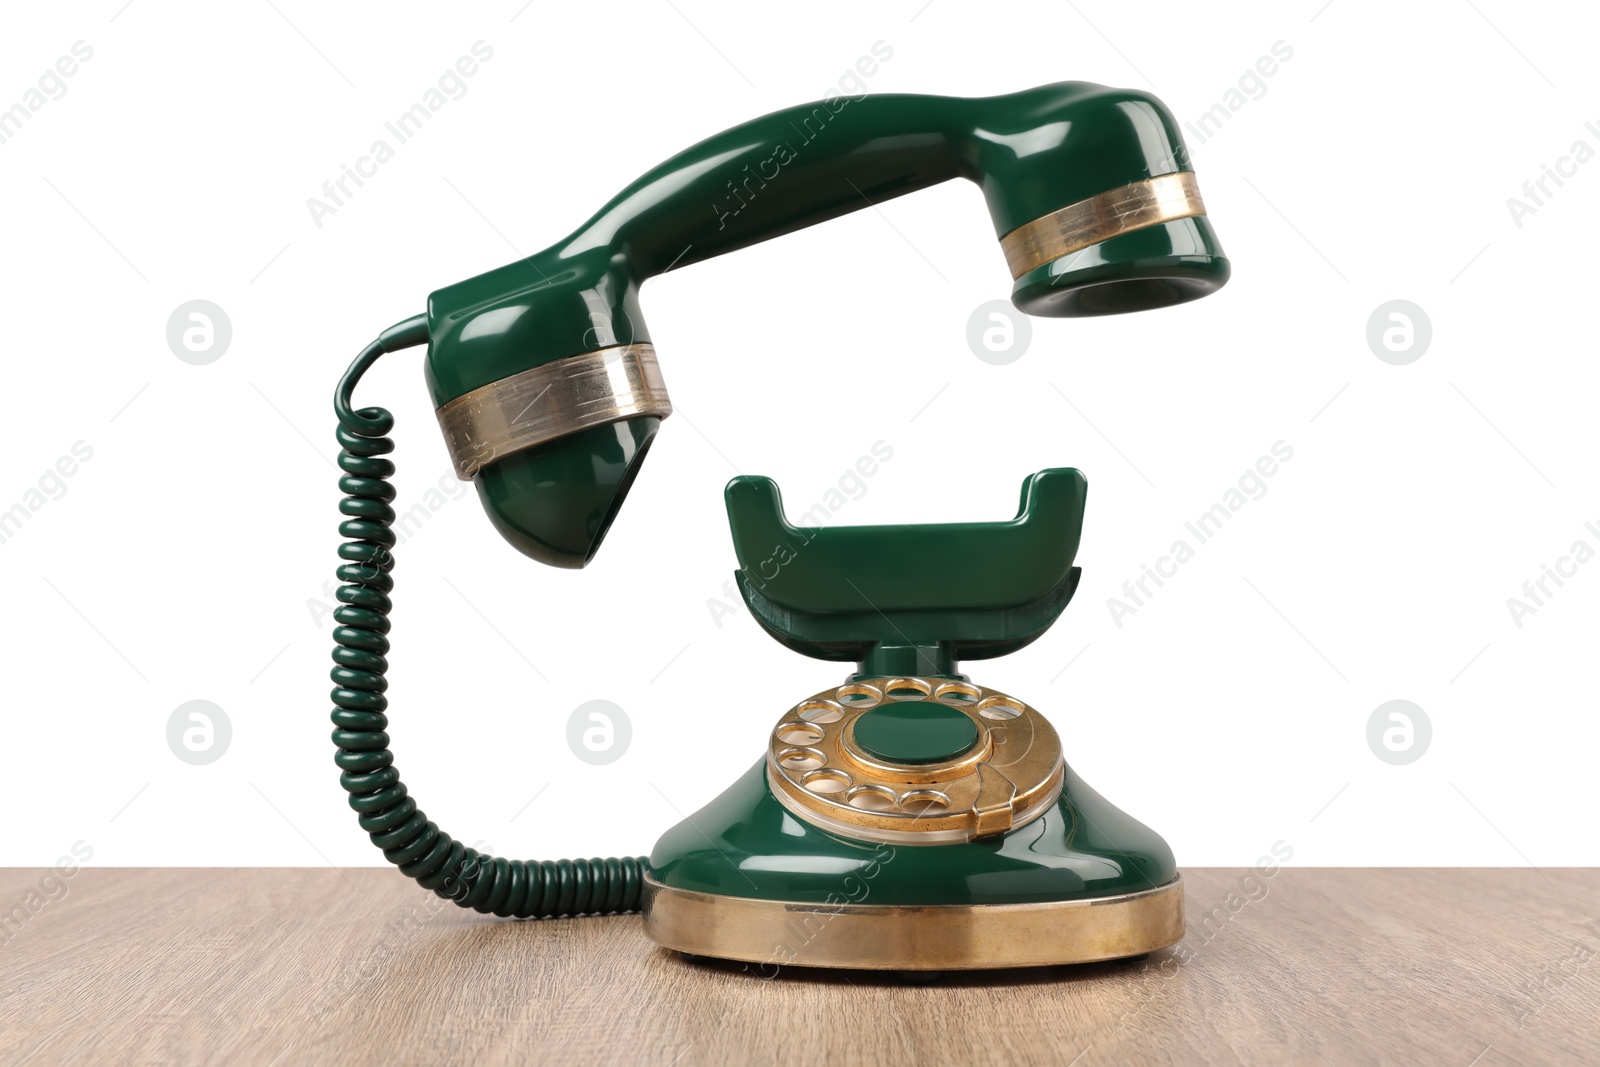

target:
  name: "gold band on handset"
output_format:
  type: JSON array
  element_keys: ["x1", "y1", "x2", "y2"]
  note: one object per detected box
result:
[
  {"x1": 999, "y1": 171, "x2": 1207, "y2": 280},
  {"x1": 435, "y1": 343, "x2": 672, "y2": 480}
]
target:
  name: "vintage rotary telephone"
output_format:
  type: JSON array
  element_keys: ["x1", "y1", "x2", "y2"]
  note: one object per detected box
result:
[{"x1": 330, "y1": 82, "x2": 1228, "y2": 970}]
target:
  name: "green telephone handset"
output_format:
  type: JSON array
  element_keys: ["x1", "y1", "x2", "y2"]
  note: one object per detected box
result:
[{"x1": 331, "y1": 82, "x2": 1229, "y2": 970}]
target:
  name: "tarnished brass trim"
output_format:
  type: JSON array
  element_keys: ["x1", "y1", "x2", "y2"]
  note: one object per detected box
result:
[
  {"x1": 766, "y1": 677, "x2": 1064, "y2": 843},
  {"x1": 1000, "y1": 172, "x2": 1206, "y2": 280},
  {"x1": 435, "y1": 343, "x2": 671, "y2": 480},
  {"x1": 642, "y1": 875, "x2": 1184, "y2": 970}
]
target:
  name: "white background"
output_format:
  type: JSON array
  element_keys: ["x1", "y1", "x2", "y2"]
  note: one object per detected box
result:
[{"x1": 2, "y1": 0, "x2": 1595, "y2": 871}]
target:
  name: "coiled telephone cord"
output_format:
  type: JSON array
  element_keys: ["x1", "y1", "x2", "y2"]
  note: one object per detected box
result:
[{"x1": 328, "y1": 315, "x2": 648, "y2": 918}]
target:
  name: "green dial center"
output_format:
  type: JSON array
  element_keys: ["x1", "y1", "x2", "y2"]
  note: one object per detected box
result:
[{"x1": 852, "y1": 702, "x2": 979, "y2": 765}]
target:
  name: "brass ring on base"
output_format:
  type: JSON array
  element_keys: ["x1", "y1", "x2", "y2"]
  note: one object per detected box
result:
[{"x1": 641, "y1": 875, "x2": 1184, "y2": 970}]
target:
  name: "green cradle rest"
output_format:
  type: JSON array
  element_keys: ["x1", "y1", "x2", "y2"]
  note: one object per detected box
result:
[{"x1": 726, "y1": 467, "x2": 1087, "y2": 678}]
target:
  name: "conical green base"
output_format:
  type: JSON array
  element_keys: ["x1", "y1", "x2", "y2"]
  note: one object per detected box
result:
[{"x1": 648, "y1": 759, "x2": 1175, "y2": 907}]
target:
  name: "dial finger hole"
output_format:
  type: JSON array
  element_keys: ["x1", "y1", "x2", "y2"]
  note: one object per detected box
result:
[
  {"x1": 778, "y1": 747, "x2": 825, "y2": 772},
  {"x1": 899, "y1": 790, "x2": 950, "y2": 816},
  {"x1": 797, "y1": 700, "x2": 844, "y2": 724},
  {"x1": 977, "y1": 696, "x2": 1023, "y2": 720},
  {"x1": 846, "y1": 785, "x2": 897, "y2": 812},
  {"x1": 934, "y1": 682, "x2": 980, "y2": 705},
  {"x1": 884, "y1": 678, "x2": 932, "y2": 701},
  {"x1": 802, "y1": 769, "x2": 851, "y2": 794},
  {"x1": 835, "y1": 684, "x2": 882, "y2": 708},
  {"x1": 775, "y1": 722, "x2": 824, "y2": 745}
]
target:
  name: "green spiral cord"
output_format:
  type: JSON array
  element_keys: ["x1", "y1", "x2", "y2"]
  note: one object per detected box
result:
[{"x1": 329, "y1": 315, "x2": 649, "y2": 918}]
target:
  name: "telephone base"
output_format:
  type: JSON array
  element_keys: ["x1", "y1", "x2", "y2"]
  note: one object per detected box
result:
[
  {"x1": 644, "y1": 757, "x2": 1182, "y2": 971},
  {"x1": 642, "y1": 875, "x2": 1182, "y2": 971}
]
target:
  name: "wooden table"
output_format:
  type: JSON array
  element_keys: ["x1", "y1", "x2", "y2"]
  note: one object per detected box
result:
[{"x1": 2, "y1": 868, "x2": 1595, "y2": 1065}]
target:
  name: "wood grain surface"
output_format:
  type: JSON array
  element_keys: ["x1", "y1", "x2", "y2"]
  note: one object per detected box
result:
[{"x1": 1, "y1": 868, "x2": 1596, "y2": 1065}]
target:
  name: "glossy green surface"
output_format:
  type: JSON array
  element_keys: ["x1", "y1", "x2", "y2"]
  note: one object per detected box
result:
[
  {"x1": 727, "y1": 469, "x2": 1084, "y2": 614},
  {"x1": 1012, "y1": 216, "x2": 1230, "y2": 316},
  {"x1": 474, "y1": 417, "x2": 658, "y2": 568},
  {"x1": 728, "y1": 469, "x2": 1085, "y2": 674},
  {"x1": 737, "y1": 569, "x2": 1080, "y2": 677},
  {"x1": 853, "y1": 701, "x2": 979, "y2": 764},
  {"x1": 423, "y1": 83, "x2": 1226, "y2": 564},
  {"x1": 648, "y1": 759, "x2": 1176, "y2": 905},
  {"x1": 424, "y1": 82, "x2": 1208, "y2": 407}
]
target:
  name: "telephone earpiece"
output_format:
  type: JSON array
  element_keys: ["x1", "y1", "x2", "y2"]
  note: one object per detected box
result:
[{"x1": 423, "y1": 82, "x2": 1229, "y2": 566}]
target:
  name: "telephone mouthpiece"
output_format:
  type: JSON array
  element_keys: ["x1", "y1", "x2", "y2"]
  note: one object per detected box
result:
[
  {"x1": 473, "y1": 417, "x2": 658, "y2": 569},
  {"x1": 431, "y1": 341, "x2": 671, "y2": 568}
]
